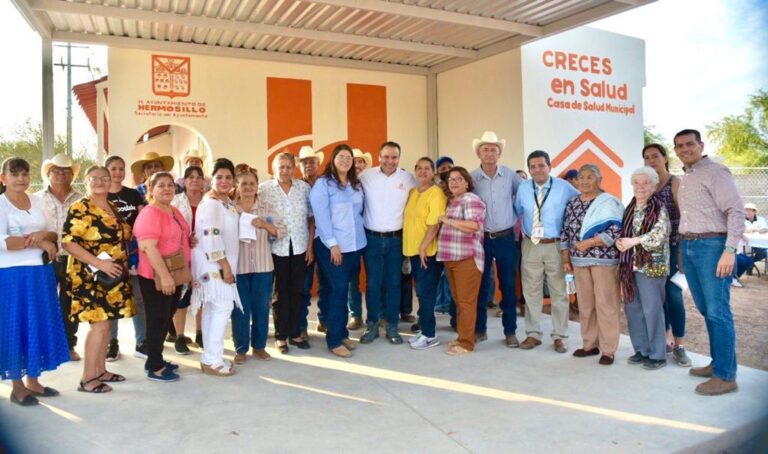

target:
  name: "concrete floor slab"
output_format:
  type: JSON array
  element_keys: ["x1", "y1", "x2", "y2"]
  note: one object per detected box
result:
[{"x1": 1, "y1": 312, "x2": 766, "y2": 453}]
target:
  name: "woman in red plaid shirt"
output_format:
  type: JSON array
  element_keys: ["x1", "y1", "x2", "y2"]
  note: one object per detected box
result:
[{"x1": 436, "y1": 167, "x2": 486, "y2": 356}]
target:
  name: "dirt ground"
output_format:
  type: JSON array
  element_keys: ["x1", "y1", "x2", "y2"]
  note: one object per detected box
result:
[{"x1": 615, "y1": 272, "x2": 768, "y2": 372}]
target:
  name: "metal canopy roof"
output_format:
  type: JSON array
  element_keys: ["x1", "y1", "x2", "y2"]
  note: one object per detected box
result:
[{"x1": 13, "y1": 0, "x2": 652, "y2": 75}]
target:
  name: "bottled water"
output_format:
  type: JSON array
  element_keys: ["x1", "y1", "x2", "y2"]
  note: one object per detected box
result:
[{"x1": 565, "y1": 273, "x2": 576, "y2": 295}]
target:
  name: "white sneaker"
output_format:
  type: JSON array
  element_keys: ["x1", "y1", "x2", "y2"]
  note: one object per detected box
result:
[
  {"x1": 410, "y1": 335, "x2": 440, "y2": 350},
  {"x1": 408, "y1": 334, "x2": 424, "y2": 345},
  {"x1": 731, "y1": 279, "x2": 743, "y2": 288}
]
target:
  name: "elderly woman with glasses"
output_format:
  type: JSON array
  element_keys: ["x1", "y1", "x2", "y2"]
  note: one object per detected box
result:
[
  {"x1": 560, "y1": 164, "x2": 624, "y2": 365},
  {"x1": 62, "y1": 166, "x2": 135, "y2": 393},
  {"x1": 616, "y1": 166, "x2": 671, "y2": 371}
]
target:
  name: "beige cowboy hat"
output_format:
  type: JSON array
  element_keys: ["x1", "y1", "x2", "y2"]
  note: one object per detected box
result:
[
  {"x1": 41, "y1": 153, "x2": 81, "y2": 182},
  {"x1": 352, "y1": 148, "x2": 373, "y2": 168},
  {"x1": 745, "y1": 202, "x2": 758, "y2": 212},
  {"x1": 298, "y1": 145, "x2": 324, "y2": 164},
  {"x1": 182, "y1": 149, "x2": 207, "y2": 165},
  {"x1": 472, "y1": 131, "x2": 506, "y2": 153},
  {"x1": 131, "y1": 151, "x2": 174, "y2": 177}
]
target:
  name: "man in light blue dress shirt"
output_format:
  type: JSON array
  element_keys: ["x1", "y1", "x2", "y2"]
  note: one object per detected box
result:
[
  {"x1": 470, "y1": 131, "x2": 523, "y2": 347},
  {"x1": 515, "y1": 150, "x2": 579, "y2": 353}
]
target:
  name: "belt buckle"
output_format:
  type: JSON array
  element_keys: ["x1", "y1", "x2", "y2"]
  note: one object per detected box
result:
[{"x1": 488, "y1": 231, "x2": 497, "y2": 240}]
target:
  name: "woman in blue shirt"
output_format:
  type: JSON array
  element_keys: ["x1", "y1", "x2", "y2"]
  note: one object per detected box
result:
[{"x1": 309, "y1": 144, "x2": 367, "y2": 358}]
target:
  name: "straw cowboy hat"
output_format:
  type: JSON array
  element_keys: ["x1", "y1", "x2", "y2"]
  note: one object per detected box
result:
[
  {"x1": 182, "y1": 149, "x2": 207, "y2": 165},
  {"x1": 352, "y1": 148, "x2": 373, "y2": 168},
  {"x1": 472, "y1": 131, "x2": 506, "y2": 153},
  {"x1": 131, "y1": 151, "x2": 174, "y2": 177},
  {"x1": 298, "y1": 146, "x2": 324, "y2": 164},
  {"x1": 41, "y1": 153, "x2": 81, "y2": 182}
]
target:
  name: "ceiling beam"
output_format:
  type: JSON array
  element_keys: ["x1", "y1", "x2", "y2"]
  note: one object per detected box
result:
[
  {"x1": 10, "y1": 0, "x2": 53, "y2": 39},
  {"x1": 308, "y1": 0, "x2": 543, "y2": 37},
  {"x1": 31, "y1": 0, "x2": 477, "y2": 59},
  {"x1": 52, "y1": 31, "x2": 430, "y2": 76}
]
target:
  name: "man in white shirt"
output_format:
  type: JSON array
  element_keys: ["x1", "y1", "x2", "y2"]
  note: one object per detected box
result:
[{"x1": 359, "y1": 141, "x2": 416, "y2": 345}]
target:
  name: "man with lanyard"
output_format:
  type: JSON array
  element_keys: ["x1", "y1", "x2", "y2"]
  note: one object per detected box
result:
[
  {"x1": 359, "y1": 141, "x2": 416, "y2": 344},
  {"x1": 297, "y1": 146, "x2": 329, "y2": 339},
  {"x1": 470, "y1": 131, "x2": 523, "y2": 347},
  {"x1": 514, "y1": 150, "x2": 579, "y2": 353},
  {"x1": 35, "y1": 153, "x2": 83, "y2": 361},
  {"x1": 674, "y1": 129, "x2": 743, "y2": 395}
]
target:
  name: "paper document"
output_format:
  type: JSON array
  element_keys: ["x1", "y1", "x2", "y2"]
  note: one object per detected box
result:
[
  {"x1": 89, "y1": 251, "x2": 113, "y2": 273},
  {"x1": 239, "y1": 213, "x2": 258, "y2": 242},
  {"x1": 670, "y1": 272, "x2": 688, "y2": 292}
]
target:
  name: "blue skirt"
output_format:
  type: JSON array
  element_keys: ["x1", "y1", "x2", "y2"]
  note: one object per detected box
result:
[{"x1": 0, "y1": 264, "x2": 70, "y2": 380}]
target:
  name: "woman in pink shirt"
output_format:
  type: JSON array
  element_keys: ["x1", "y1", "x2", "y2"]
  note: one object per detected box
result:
[
  {"x1": 133, "y1": 172, "x2": 193, "y2": 382},
  {"x1": 436, "y1": 167, "x2": 486, "y2": 356}
]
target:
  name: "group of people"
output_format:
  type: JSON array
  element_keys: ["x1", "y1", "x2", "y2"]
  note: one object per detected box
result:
[{"x1": 0, "y1": 128, "x2": 747, "y2": 407}]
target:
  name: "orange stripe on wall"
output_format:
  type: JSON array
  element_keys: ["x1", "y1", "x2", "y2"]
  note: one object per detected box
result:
[
  {"x1": 267, "y1": 77, "x2": 312, "y2": 175},
  {"x1": 347, "y1": 84, "x2": 387, "y2": 166}
]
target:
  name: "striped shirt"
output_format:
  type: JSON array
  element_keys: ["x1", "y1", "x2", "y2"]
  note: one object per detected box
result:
[
  {"x1": 237, "y1": 199, "x2": 275, "y2": 274},
  {"x1": 34, "y1": 187, "x2": 83, "y2": 256},
  {"x1": 436, "y1": 192, "x2": 486, "y2": 272}
]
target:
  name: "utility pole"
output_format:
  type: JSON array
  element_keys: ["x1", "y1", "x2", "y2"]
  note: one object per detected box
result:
[{"x1": 54, "y1": 43, "x2": 91, "y2": 155}]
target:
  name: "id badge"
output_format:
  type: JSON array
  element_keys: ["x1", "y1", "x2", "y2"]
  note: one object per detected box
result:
[{"x1": 532, "y1": 224, "x2": 544, "y2": 239}]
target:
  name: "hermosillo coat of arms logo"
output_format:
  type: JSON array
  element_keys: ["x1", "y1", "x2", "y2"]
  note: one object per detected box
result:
[{"x1": 152, "y1": 54, "x2": 191, "y2": 98}]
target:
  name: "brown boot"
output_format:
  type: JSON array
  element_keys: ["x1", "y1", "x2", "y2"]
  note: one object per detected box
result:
[
  {"x1": 347, "y1": 317, "x2": 363, "y2": 330},
  {"x1": 689, "y1": 364, "x2": 713, "y2": 378},
  {"x1": 252, "y1": 348, "x2": 272, "y2": 361},
  {"x1": 520, "y1": 336, "x2": 542, "y2": 350},
  {"x1": 695, "y1": 377, "x2": 738, "y2": 396},
  {"x1": 553, "y1": 339, "x2": 567, "y2": 354}
]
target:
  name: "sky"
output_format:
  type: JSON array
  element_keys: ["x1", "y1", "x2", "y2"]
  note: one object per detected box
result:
[{"x1": 0, "y1": 0, "x2": 766, "y2": 155}]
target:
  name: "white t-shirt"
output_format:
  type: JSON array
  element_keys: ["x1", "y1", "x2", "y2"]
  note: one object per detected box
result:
[
  {"x1": 0, "y1": 194, "x2": 56, "y2": 268},
  {"x1": 359, "y1": 167, "x2": 416, "y2": 232}
]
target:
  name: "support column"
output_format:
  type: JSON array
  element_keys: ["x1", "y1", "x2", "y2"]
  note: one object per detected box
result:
[
  {"x1": 42, "y1": 38, "x2": 54, "y2": 161},
  {"x1": 426, "y1": 73, "x2": 438, "y2": 159},
  {"x1": 95, "y1": 80, "x2": 108, "y2": 162}
]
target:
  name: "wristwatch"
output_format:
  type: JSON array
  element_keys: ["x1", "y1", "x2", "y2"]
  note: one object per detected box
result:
[{"x1": 724, "y1": 246, "x2": 737, "y2": 254}]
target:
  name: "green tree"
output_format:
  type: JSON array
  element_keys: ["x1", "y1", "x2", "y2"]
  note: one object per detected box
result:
[
  {"x1": 707, "y1": 89, "x2": 768, "y2": 166},
  {"x1": 643, "y1": 125, "x2": 681, "y2": 171},
  {"x1": 0, "y1": 119, "x2": 95, "y2": 185}
]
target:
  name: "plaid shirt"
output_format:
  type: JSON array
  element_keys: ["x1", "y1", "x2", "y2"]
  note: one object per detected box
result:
[
  {"x1": 436, "y1": 192, "x2": 486, "y2": 272},
  {"x1": 34, "y1": 186, "x2": 83, "y2": 256}
]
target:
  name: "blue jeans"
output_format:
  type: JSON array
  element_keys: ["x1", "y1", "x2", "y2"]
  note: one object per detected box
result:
[
  {"x1": 315, "y1": 241, "x2": 362, "y2": 349},
  {"x1": 232, "y1": 272, "x2": 272, "y2": 353},
  {"x1": 110, "y1": 274, "x2": 146, "y2": 345},
  {"x1": 735, "y1": 247, "x2": 766, "y2": 277},
  {"x1": 348, "y1": 258, "x2": 363, "y2": 318},
  {"x1": 435, "y1": 270, "x2": 453, "y2": 312},
  {"x1": 477, "y1": 235, "x2": 518, "y2": 336},
  {"x1": 301, "y1": 257, "x2": 328, "y2": 330},
  {"x1": 363, "y1": 233, "x2": 403, "y2": 327},
  {"x1": 664, "y1": 242, "x2": 685, "y2": 338},
  {"x1": 410, "y1": 255, "x2": 442, "y2": 337},
  {"x1": 682, "y1": 238, "x2": 737, "y2": 380}
]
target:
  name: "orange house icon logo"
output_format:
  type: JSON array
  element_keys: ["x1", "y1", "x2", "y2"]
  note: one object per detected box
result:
[
  {"x1": 152, "y1": 55, "x2": 191, "y2": 98},
  {"x1": 552, "y1": 129, "x2": 624, "y2": 198}
]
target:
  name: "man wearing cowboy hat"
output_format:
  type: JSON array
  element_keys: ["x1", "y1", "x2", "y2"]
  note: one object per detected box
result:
[
  {"x1": 176, "y1": 149, "x2": 211, "y2": 192},
  {"x1": 131, "y1": 151, "x2": 175, "y2": 199},
  {"x1": 297, "y1": 146, "x2": 328, "y2": 337},
  {"x1": 35, "y1": 153, "x2": 83, "y2": 361},
  {"x1": 352, "y1": 148, "x2": 373, "y2": 174},
  {"x1": 735, "y1": 202, "x2": 768, "y2": 281},
  {"x1": 469, "y1": 131, "x2": 524, "y2": 348}
]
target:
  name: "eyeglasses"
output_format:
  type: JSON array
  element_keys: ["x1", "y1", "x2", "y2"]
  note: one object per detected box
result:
[
  {"x1": 447, "y1": 177, "x2": 465, "y2": 183},
  {"x1": 86, "y1": 176, "x2": 112, "y2": 183}
]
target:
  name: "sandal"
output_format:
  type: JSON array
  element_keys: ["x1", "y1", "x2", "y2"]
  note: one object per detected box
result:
[
  {"x1": 98, "y1": 371, "x2": 126, "y2": 383},
  {"x1": 200, "y1": 363, "x2": 235, "y2": 377},
  {"x1": 446, "y1": 344, "x2": 471, "y2": 356},
  {"x1": 78, "y1": 378, "x2": 112, "y2": 393}
]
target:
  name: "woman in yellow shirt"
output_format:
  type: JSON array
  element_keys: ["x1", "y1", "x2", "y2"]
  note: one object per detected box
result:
[{"x1": 403, "y1": 157, "x2": 447, "y2": 350}]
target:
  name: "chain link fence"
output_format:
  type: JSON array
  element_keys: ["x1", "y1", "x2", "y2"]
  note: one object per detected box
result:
[{"x1": 732, "y1": 167, "x2": 768, "y2": 214}]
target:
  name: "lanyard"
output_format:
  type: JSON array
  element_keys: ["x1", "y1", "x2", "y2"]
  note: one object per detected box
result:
[{"x1": 533, "y1": 177, "x2": 552, "y2": 211}]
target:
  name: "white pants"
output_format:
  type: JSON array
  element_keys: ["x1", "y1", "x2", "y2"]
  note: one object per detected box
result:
[{"x1": 201, "y1": 298, "x2": 234, "y2": 367}]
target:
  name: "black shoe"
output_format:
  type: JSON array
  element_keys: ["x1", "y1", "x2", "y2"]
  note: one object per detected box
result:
[
  {"x1": 195, "y1": 330, "x2": 204, "y2": 349},
  {"x1": 106, "y1": 339, "x2": 120, "y2": 362},
  {"x1": 10, "y1": 392, "x2": 39, "y2": 407},
  {"x1": 486, "y1": 301, "x2": 496, "y2": 309},
  {"x1": 643, "y1": 359, "x2": 667, "y2": 370},
  {"x1": 288, "y1": 338, "x2": 311, "y2": 350},
  {"x1": 410, "y1": 323, "x2": 420, "y2": 333},
  {"x1": 627, "y1": 352, "x2": 648, "y2": 365},
  {"x1": 386, "y1": 328, "x2": 403, "y2": 345},
  {"x1": 175, "y1": 338, "x2": 190, "y2": 355},
  {"x1": 360, "y1": 323, "x2": 379, "y2": 344},
  {"x1": 165, "y1": 334, "x2": 177, "y2": 343}
]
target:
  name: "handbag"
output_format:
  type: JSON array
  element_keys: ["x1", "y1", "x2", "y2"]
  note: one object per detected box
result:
[
  {"x1": 154, "y1": 212, "x2": 192, "y2": 290},
  {"x1": 96, "y1": 266, "x2": 129, "y2": 291}
]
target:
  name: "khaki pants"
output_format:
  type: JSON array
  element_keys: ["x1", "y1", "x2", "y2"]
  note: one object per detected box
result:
[
  {"x1": 521, "y1": 238, "x2": 569, "y2": 340},
  {"x1": 573, "y1": 265, "x2": 621, "y2": 355},
  {"x1": 445, "y1": 258, "x2": 482, "y2": 351}
]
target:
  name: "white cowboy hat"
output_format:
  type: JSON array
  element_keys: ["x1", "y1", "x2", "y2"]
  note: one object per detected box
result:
[
  {"x1": 745, "y1": 202, "x2": 758, "y2": 212},
  {"x1": 472, "y1": 131, "x2": 506, "y2": 153},
  {"x1": 298, "y1": 146, "x2": 324, "y2": 164},
  {"x1": 130, "y1": 151, "x2": 175, "y2": 177},
  {"x1": 352, "y1": 148, "x2": 373, "y2": 168},
  {"x1": 182, "y1": 149, "x2": 207, "y2": 165},
  {"x1": 41, "y1": 153, "x2": 81, "y2": 182}
]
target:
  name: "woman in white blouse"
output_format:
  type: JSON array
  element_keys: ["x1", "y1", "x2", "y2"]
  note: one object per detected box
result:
[
  {"x1": 170, "y1": 165, "x2": 205, "y2": 354},
  {"x1": 0, "y1": 157, "x2": 69, "y2": 406},
  {"x1": 190, "y1": 159, "x2": 241, "y2": 376}
]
